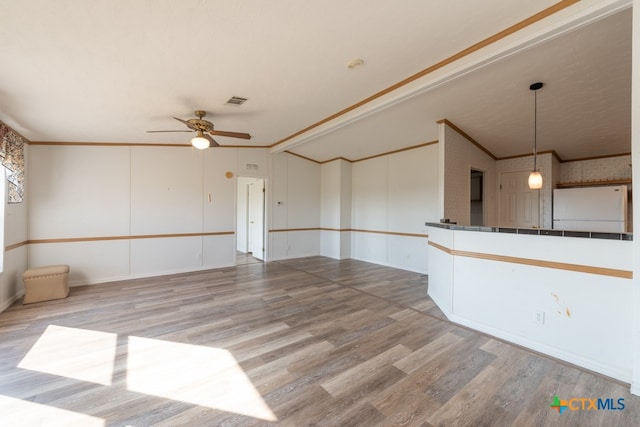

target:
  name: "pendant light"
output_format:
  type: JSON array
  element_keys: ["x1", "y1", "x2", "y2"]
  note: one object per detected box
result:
[{"x1": 528, "y1": 82, "x2": 543, "y2": 190}]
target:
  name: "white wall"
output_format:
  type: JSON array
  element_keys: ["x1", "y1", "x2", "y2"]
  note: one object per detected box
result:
[
  {"x1": 29, "y1": 145, "x2": 131, "y2": 239},
  {"x1": 428, "y1": 225, "x2": 633, "y2": 382},
  {"x1": 16, "y1": 133, "x2": 636, "y2": 329},
  {"x1": 631, "y1": 0, "x2": 640, "y2": 396},
  {"x1": 351, "y1": 144, "x2": 439, "y2": 274},
  {"x1": 269, "y1": 153, "x2": 321, "y2": 260},
  {"x1": 441, "y1": 122, "x2": 497, "y2": 226},
  {"x1": 26, "y1": 146, "x2": 321, "y2": 283},
  {"x1": 28, "y1": 145, "x2": 131, "y2": 283},
  {"x1": 27, "y1": 145, "x2": 269, "y2": 285},
  {"x1": 320, "y1": 160, "x2": 341, "y2": 259},
  {"x1": 339, "y1": 160, "x2": 353, "y2": 259},
  {"x1": 130, "y1": 147, "x2": 209, "y2": 276},
  {"x1": 1, "y1": 146, "x2": 29, "y2": 312},
  {"x1": 425, "y1": 226, "x2": 453, "y2": 316},
  {"x1": 320, "y1": 159, "x2": 352, "y2": 259}
]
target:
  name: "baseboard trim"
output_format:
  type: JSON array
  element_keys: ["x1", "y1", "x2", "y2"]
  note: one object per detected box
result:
[
  {"x1": 427, "y1": 289, "x2": 453, "y2": 319},
  {"x1": 451, "y1": 314, "x2": 631, "y2": 384},
  {"x1": 0, "y1": 290, "x2": 25, "y2": 313},
  {"x1": 351, "y1": 256, "x2": 427, "y2": 275},
  {"x1": 68, "y1": 263, "x2": 236, "y2": 287},
  {"x1": 267, "y1": 252, "x2": 322, "y2": 262}
]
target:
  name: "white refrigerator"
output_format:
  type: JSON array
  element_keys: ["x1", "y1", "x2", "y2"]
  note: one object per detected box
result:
[{"x1": 552, "y1": 185, "x2": 627, "y2": 233}]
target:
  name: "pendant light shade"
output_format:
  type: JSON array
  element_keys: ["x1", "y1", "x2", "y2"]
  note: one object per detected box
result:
[
  {"x1": 191, "y1": 130, "x2": 210, "y2": 150},
  {"x1": 528, "y1": 170, "x2": 543, "y2": 189},
  {"x1": 528, "y1": 82, "x2": 543, "y2": 190}
]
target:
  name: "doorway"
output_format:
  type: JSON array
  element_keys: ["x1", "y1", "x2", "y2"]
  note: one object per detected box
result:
[
  {"x1": 236, "y1": 177, "x2": 265, "y2": 265},
  {"x1": 499, "y1": 170, "x2": 540, "y2": 228},
  {"x1": 470, "y1": 169, "x2": 484, "y2": 226}
]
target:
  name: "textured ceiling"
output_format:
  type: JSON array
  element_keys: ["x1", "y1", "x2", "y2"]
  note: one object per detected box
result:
[
  {"x1": 293, "y1": 6, "x2": 632, "y2": 162},
  {"x1": 0, "y1": 1, "x2": 632, "y2": 162}
]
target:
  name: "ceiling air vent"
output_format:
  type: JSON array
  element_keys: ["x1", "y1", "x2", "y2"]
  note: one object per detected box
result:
[{"x1": 225, "y1": 96, "x2": 248, "y2": 106}]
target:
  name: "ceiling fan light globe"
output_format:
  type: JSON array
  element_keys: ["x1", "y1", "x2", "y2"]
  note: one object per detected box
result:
[
  {"x1": 191, "y1": 136, "x2": 210, "y2": 149},
  {"x1": 528, "y1": 170, "x2": 543, "y2": 189}
]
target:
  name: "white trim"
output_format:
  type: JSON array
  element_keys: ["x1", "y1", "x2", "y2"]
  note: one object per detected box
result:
[
  {"x1": 0, "y1": 290, "x2": 24, "y2": 313},
  {"x1": 452, "y1": 313, "x2": 632, "y2": 383},
  {"x1": 350, "y1": 255, "x2": 427, "y2": 276},
  {"x1": 67, "y1": 263, "x2": 235, "y2": 287},
  {"x1": 267, "y1": 252, "x2": 321, "y2": 262},
  {"x1": 428, "y1": 289, "x2": 453, "y2": 320}
]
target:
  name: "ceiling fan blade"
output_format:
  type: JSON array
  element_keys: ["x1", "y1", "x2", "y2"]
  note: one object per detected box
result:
[
  {"x1": 204, "y1": 133, "x2": 220, "y2": 147},
  {"x1": 210, "y1": 129, "x2": 251, "y2": 140},
  {"x1": 173, "y1": 117, "x2": 198, "y2": 130},
  {"x1": 146, "y1": 130, "x2": 194, "y2": 133}
]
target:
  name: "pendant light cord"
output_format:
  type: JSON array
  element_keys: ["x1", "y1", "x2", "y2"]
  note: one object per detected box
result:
[{"x1": 533, "y1": 88, "x2": 537, "y2": 172}]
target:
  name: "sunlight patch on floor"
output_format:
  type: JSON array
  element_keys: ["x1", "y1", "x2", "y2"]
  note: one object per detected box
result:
[
  {"x1": 126, "y1": 336, "x2": 277, "y2": 421},
  {"x1": 18, "y1": 325, "x2": 117, "y2": 385},
  {"x1": 0, "y1": 394, "x2": 105, "y2": 426},
  {"x1": 15, "y1": 325, "x2": 276, "y2": 422}
]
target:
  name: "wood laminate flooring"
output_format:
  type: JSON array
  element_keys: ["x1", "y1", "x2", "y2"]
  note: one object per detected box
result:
[
  {"x1": 0, "y1": 256, "x2": 638, "y2": 426},
  {"x1": 237, "y1": 251, "x2": 263, "y2": 266}
]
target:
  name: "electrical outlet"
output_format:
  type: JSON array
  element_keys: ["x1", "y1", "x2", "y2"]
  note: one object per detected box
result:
[{"x1": 535, "y1": 310, "x2": 545, "y2": 325}]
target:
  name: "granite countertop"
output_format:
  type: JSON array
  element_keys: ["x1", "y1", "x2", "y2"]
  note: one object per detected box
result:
[{"x1": 425, "y1": 222, "x2": 632, "y2": 241}]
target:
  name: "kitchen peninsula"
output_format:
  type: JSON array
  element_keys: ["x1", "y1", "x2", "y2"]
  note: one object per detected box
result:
[{"x1": 426, "y1": 222, "x2": 633, "y2": 383}]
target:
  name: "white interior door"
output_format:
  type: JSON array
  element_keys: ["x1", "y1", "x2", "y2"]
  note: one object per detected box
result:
[
  {"x1": 236, "y1": 178, "x2": 249, "y2": 253},
  {"x1": 247, "y1": 179, "x2": 265, "y2": 260},
  {"x1": 499, "y1": 170, "x2": 539, "y2": 228}
]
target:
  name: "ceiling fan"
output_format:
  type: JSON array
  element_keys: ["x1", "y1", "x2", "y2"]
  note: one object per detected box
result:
[{"x1": 147, "y1": 110, "x2": 251, "y2": 149}]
